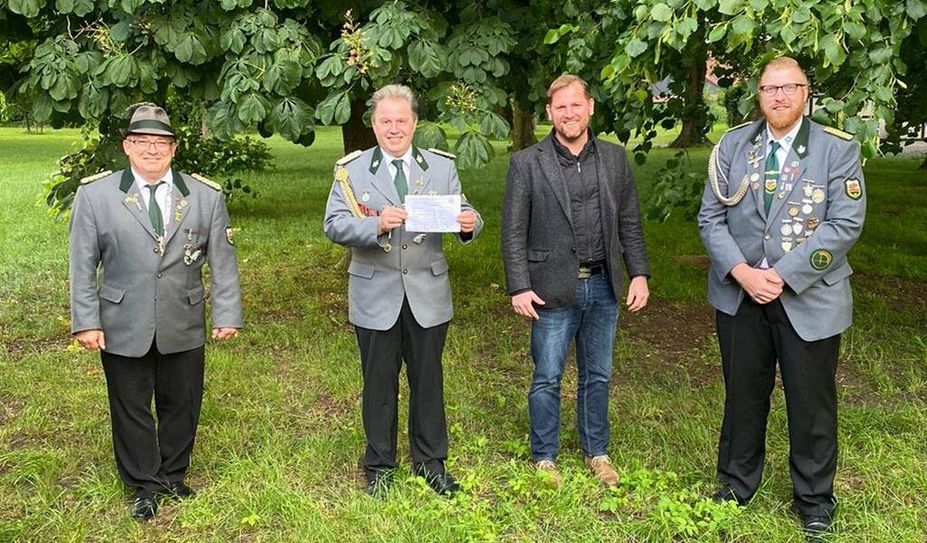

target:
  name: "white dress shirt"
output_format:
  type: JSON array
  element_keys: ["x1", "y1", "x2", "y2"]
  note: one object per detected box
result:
[{"x1": 133, "y1": 168, "x2": 174, "y2": 235}]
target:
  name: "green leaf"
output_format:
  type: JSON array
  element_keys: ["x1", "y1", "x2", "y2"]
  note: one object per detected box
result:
[
  {"x1": 9, "y1": 0, "x2": 42, "y2": 17},
  {"x1": 267, "y1": 97, "x2": 313, "y2": 141},
  {"x1": 412, "y1": 121, "x2": 448, "y2": 151},
  {"x1": 263, "y1": 59, "x2": 301, "y2": 94},
  {"x1": 869, "y1": 46, "x2": 892, "y2": 64},
  {"x1": 105, "y1": 54, "x2": 139, "y2": 87},
  {"x1": 692, "y1": 0, "x2": 715, "y2": 10},
  {"x1": 237, "y1": 93, "x2": 270, "y2": 125},
  {"x1": 707, "y1": 23, "x2": 727, "y2": 43},
  {"x1": 454, "y1": 130, "x2": 493, "y2": 169},
  {"x1": 206, "y1": 102, "x2": 243, "y2": 140},
  {"x1": 907, "y1": 0, "x2": 926, "y2": 19},
  {"x1": 332, "y1": 92, "x2": 351, "y2": 125},
  {"x1": 408, "y1": 40, "x2": 446, "y2": 79},
  {"x1": 625, "y1": 38, "x2": 648, "y2": 58},
  {"x1": 32, "y1": 94, "x2": 54, "y2": 122},
  {"x1": 175, "y1": 34, "x2": 208, "y2": 64},
  {"x1": 55, "y1": 0, "x2": 74, "y2": 13},
  {"x1": 479, "y1": 111, "x2": 510, "y2": 139},
  {"x1": 78, "y1": 85, "x2": 108, "y2": 120},
  {"x1": 731, "y1": 14, "x2": 755, "y2": 38},
  {"x1": 718, "y1": 0, "x2": 740, "y2": 15},
  {"x1": 252, "y1": 28, "x2": 280, "y2": 54},
  {"x1": 120, "y1": 0, "x2": 143, "y2": 14},
  {"x1": 651, "y1": 3, "x2": 673, "y2": 22},
  {"x1": 221, "y1": 28, "x2": 247, "y2": 55},
  {"x1": 315, "y1": 91, "x2": 345, "y2": 125},
  {"x1": 315, "y1": 55, "x2": 344, "y2": 85}
]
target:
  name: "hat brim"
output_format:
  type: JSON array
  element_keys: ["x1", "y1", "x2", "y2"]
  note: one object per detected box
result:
[{"x1": 125, "y1": 118, "x2": 175, "y2": 137}]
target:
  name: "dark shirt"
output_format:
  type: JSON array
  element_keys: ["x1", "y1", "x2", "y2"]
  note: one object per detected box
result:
[{"x1": 551, "y1": 129, "x2": 606, "y2": 263}]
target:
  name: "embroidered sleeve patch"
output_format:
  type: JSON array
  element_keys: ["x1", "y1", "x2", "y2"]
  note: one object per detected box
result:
[
  {"x1": 844, "y1": 178, "x2": 862, "y2": 200},
  {"x1": 810, "y1": 249, "x2": 833, "y2": 271},
  {"x1": 225, "y1": 226, "x2": 235, "y2": 245}
]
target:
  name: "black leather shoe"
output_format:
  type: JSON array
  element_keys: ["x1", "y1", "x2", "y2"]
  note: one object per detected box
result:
[
  {"x1": 168, "y1": 481, "x2": 195, "y2": 499},
  {"x1": 710, "y1": 485, "x2": 746, "y2": 506},
  {"x1": 802, "y1": 514, "x2": 833, "y2": 539},
  {"x1": 415, "y1": 468, "x2": 461, "y2": 496},
  {"x1": 364, "y1": 470, "x2": 393, "y2": 497},
  {"x1": 131, "y1": 496, "x2": 157, "y2": 521}
]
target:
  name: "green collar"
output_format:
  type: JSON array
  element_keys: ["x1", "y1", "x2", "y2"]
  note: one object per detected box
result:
[
  {"x1": 749, "y1": 117, "x2": 810, "y2": 158},
  {"x1": 369, "y1": 146, "x2": 429, "y2": 174},
  {"x1": 119, "y1": 168, "x2": 189, "y2": 196}
]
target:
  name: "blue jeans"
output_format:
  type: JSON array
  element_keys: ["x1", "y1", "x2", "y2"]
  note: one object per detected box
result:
[{"x1": 529, "y1": 273, "x2": 618, "y2": 461}]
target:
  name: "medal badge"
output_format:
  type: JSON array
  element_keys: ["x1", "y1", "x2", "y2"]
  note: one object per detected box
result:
[
  {"x1": 802, "y1": 203, "x2": 813, "y2": 214},
  {"x1": 782, "y1": 241, "x2": 793, "y2": 252},
  {"x1": 125, "y1": 193, "x2": 142, "y2": 211},
  {"x1": 765, "y1": 178, "x2": 777, "y2": 192},
  {"x1": 787, "y1": 203, "x2": 800, "y2": 217},
  {"x1": 362, "y1": 190, "x2": 370, "y2": 203},
  {"x1": 183, "y1": 244, "x2": 202, "y2": 265},
  {"x1": 806, "y1": 216, "x2": 819, "y2": 229},
  {"x1": 780, "y1": 223, "x2": 792, "y2": 236},
  {"x1": 811, "y1": 188, "x2": 825, "y2": 204}
]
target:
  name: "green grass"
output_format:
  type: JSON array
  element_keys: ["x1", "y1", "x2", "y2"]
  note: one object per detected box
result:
[{"x1": 1, "y1": 125, "x2": 926, "y2": 542}]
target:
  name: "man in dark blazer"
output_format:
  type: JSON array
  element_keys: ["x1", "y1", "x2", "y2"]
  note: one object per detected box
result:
[
  {"x1": 698, "y1": 57, "x2": 865, "y2": 538},
  {"x1": 69, "y1": 104, "x2": 242, "y2": 520},
  {"x1": 501, "y1": 74, "x2": 650, "y2": 487}
]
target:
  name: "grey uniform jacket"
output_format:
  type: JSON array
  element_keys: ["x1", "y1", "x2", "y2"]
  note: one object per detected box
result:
[
  {"x1": 69, "y1": 169, "x2": 243, "y2": 357},
  {"x1": 501, "y1": 135, "x2": 650, "y2": 308},
  {"x1": 698, "y1": 117, "x2": 866, "y2": 341},
  {"x1": 323, "y1": 146, "x2": 483, "y2": 331}
]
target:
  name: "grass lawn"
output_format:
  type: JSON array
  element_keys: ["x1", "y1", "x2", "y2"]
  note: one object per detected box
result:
[{"x1": 1, "y1": 125, "x2": 925, "y2": 542}]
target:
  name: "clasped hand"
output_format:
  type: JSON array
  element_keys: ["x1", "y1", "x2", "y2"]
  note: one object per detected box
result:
[{"x1": 731, "y1": 263, "x2": 784, "y2": 304}]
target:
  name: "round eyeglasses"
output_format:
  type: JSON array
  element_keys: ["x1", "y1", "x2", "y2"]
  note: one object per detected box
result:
[{"x1": 758, "y1": 83, "x2": 807, "y2": 96}]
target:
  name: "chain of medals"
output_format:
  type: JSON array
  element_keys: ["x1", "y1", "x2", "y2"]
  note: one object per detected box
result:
[{"x1": 708, "y1": 134, "x2": 751, "y2": 206}]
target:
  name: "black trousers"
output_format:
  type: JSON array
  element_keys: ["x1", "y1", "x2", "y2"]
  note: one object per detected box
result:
[
  {"x1": 100, "y1": 341, "x2": 205, "y2": 498},
  {"x1": 355, "y1": 298, "x2": 449, "y2": 479},
  {"x1": 716, "y1": 297, "x2": 839, "y2": 517}
]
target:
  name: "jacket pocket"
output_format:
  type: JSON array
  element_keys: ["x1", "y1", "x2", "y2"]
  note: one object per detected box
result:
[
  {"x1": 822, "y1": 263, "x2": 853, "y2": 285},
  {"x1": 431, "y1": 257, "x2": 449, "y2": 276},
  {"x1": 187, "y1": 286, "x2": 205, "y2": 305},
  {"x1": 99, "y1": 283, "x2": 126, "y2": 303},
  {"x1": 348, "y1": 261, "x2": 375, "y2": 279},
  {"x1": 527, "y1": 250, "x2": 549, "y2": 262}
]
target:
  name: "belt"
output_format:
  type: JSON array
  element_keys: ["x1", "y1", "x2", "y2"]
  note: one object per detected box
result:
[{"x1": 578, "y1": 260, "x2": 606, "y2": 279}]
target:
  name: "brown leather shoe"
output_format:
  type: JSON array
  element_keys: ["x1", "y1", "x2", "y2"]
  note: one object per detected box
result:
[
  {"x1": 584, "y1": 455, "x2": 619, "y2": 487},
  {"x1": 534, "y1": 459, "x2": 562, "y2": 486}
]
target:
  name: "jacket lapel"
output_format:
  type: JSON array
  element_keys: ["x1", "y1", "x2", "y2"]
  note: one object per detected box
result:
[
  {"x1": 408, "y1": 146, "x2": 431, "y2": 195},
  {"x1": 538, "y1": 137, "x2": 573, "y2": 228},
  {"x1": 368, "y1": 147, "x2": 400, "y2": 205},
  {"x1": 164, "y1": 171, "x2": 192, "y2": 245},
  {"x1": 118, "y1": 169, "x2": 158, "y2": 240}
]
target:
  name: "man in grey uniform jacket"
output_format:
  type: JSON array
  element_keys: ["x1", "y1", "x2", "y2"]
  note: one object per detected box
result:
[
  {"x1": 698, "y1": 57, "x2": 865, "y2": 538},
  {"x1": 69, "y1": 104, "x2": 242, "y2": 520},
  {"x1": 324, "y1": 84, "x2": 482, "y2": 496}
]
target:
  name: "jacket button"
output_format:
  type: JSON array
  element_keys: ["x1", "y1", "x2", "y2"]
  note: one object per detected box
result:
[
  {"x1": 402, "y1": 269, "x2": 408, "y2": 275},
  {"x1": 157, "y1": 273, "x2": 162, "y2": 278},
  {"x1": 402, "y1": 244, "x2": 408, "y2": 250},
  {"x1": 764, "y1": 234, "x2": 771, "y2": 241},
  {"x1": 571, "y1": 247, "x2": 576, "y2": 252}
]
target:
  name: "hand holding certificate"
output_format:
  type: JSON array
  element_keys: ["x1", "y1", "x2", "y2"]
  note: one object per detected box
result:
[{"x1": 404, "y1": 194, "x2": 461, "y2": 232}]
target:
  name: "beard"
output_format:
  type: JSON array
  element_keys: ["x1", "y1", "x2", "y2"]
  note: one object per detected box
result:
[{"x1": 763, "y1": 102, "x2": 804, "y2": 133}]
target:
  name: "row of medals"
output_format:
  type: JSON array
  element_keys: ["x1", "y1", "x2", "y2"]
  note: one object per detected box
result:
[{"x1": 747, "y1": 155, "x2": 824, "y2": 254}]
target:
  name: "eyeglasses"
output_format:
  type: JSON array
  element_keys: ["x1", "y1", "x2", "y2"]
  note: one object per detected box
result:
[
  {"x1": 127, "y1": 139, "x2": 174, "y2": 151},
  {"x1": 758, "y1": 83, "x2": 807, "y2": 96}
]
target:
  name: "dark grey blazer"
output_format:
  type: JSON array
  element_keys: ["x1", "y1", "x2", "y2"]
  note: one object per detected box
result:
[{"x1": 501, "y1": 135, "x2": 650, "y2": 308}]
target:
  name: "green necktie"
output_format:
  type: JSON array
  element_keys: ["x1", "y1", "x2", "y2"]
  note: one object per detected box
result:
[
  {"x1": 763, "y1": 140, "x2": 781, "y2": 215},
  {"x1": 146, "y1": 182, "x2": 165, "y2": 236},
  {"x1": 392, "y1": 159, "x2": 407, "y2": 203}
]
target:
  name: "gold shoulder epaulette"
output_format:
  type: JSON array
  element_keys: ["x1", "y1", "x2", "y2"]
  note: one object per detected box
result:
[
  {"x1": 336, "y1": 150, "x2": 363, "y2": 166},
  {"x1": 190, "y1": 173, "x2": 222, "y2": 191},
  {"x1": 725, "y1": 121, "x2": 751, "y2": 133},
  {"x1": 79, "y1": 170, "x2": 112, "y2": 184},
  {"x1": 823, "y1": 126, "x2": 853, "y2": 141},
  {"x1": 428, "y1": 147, "x2": 456, "y2": 159}
]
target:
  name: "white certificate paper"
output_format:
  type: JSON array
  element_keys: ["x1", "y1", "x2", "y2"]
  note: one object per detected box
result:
[{"x1": 404, "y1": 194, "x2": 461, "y2": 233}]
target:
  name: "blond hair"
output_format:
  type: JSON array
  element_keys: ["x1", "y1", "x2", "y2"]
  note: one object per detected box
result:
[
  {"x1": 370, "y1": 84, "x2": 418, "y2": 120},
  {"x1": 547, "y1": 74, "x2": 591, "y2": 103}
]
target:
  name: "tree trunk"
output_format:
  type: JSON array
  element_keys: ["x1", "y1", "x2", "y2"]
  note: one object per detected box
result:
[
  {"x1": 510, "y1": 98, "x2": 537, "y2": 152},
  {"x1": 670, "y1": 42, "x2": 709, "y2": 148},
  {"x1": 341, "y1": 97, "x2": 377, "y2": 154}
]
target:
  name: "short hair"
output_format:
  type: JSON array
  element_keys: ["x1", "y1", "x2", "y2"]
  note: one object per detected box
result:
[
  {"x1": 758, "y1": 56, "x2": 809, "y2": 85},
  {"x1": 547, "y1": 74, "x2": 591, "y2": 103},
  {"x1": 370, "y1": 84, "x2": 418, "y2": 120}
]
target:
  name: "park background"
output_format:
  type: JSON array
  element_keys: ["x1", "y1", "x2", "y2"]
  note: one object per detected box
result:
[{"x1": 2, "y1": 0, "x2": 927, "y2": 541}]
